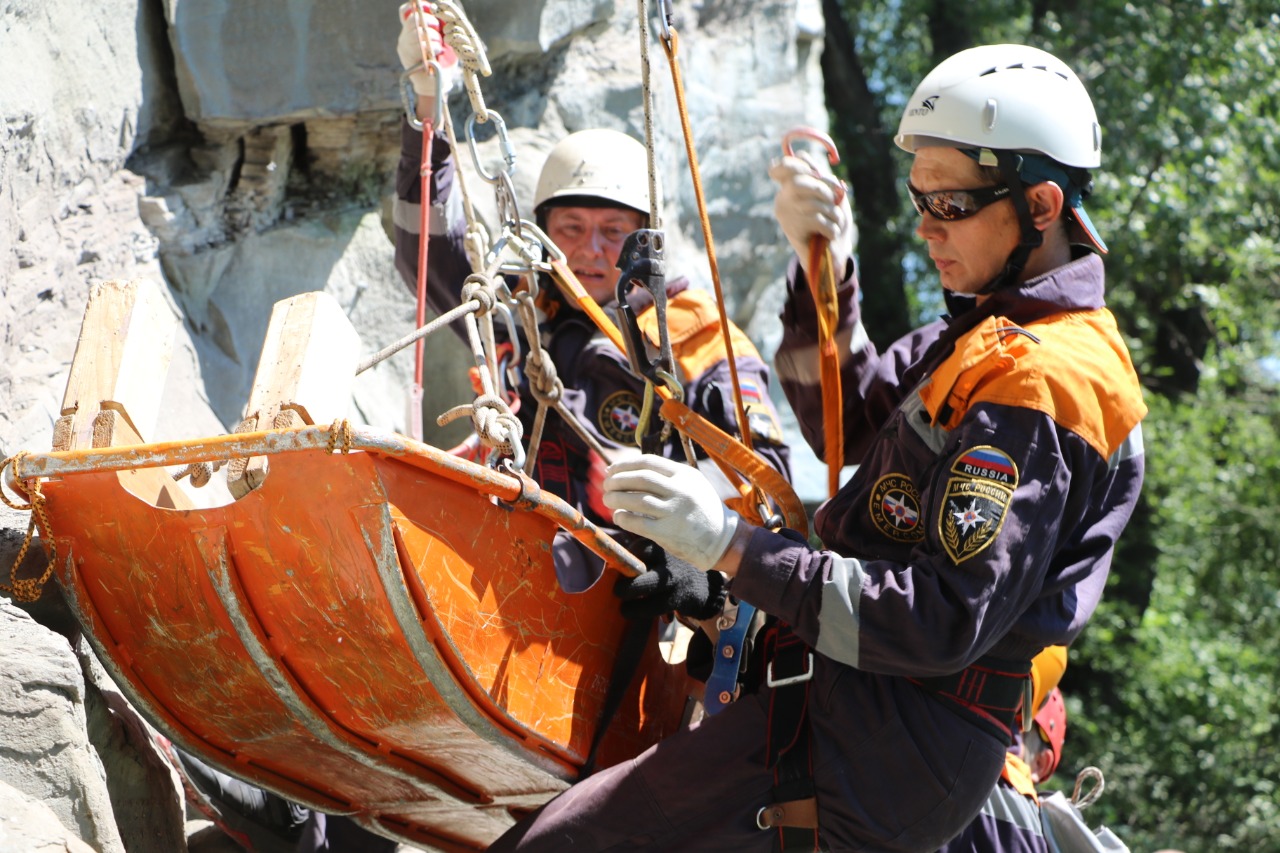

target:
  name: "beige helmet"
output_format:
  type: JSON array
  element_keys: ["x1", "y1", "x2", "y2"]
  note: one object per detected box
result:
[{"x1": 533, "y1": 129, "x2": 651, "y2": 218}]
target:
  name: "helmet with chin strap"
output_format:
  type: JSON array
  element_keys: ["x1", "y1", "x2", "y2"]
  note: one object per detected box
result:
[{"x1": 895, "y1": 44, "x2": 1106, "y2": 292}]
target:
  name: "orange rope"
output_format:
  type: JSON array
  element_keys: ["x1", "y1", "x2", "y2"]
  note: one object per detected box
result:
[{"x1": 659, "y1": 31, "x2": 753, "y2": 454}]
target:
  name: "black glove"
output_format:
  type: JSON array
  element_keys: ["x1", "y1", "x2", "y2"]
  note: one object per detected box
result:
[{"x1": 612, "y1": 545, "x2": 729, "y2": 621}]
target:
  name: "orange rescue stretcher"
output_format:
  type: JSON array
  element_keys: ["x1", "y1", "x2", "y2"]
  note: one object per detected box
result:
[{"x1": 4, "y1": 281, "x2": 697, "y2": 850}]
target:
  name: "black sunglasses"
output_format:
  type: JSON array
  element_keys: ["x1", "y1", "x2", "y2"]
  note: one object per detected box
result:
[{"x1": 906, "y1": 182, "x2": 1012, "y2": 221}]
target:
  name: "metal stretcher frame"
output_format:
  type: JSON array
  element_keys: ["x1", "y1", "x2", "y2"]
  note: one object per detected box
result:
[{"x1": 14, "y1": 427, "x2": 690, "y2": 850}]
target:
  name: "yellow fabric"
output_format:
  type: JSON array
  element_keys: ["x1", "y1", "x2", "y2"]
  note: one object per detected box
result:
[
  {"x1": 1030, "y1": 645, "x2": 1068, "y2": 712},
  {"x1": 1001, "y1": 752, "x2": 1040, "y2": 803},
  {"x1": 636, "y1": 289, "x2": 762, "y2": 382},
  {"x1": 918, "y1": 310, "x2": 1147, "y2": 460}
]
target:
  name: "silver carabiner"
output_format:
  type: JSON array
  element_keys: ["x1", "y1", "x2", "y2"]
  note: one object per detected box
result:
[
  {"x1": 466, "y1": 110, "x2": 517, "y2": 184},
  {"x1": 399, "y1": 61, "x2": 445, "y2": 131},
  {"x1": 657, "y1": 0, "x2": 674, "y2": 43}
]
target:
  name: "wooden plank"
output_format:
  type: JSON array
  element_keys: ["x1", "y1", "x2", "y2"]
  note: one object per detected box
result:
[
  {"x1": 55, "y1": 279, "x2": 177, "y2": 452},
  {"x1": 92, "y1": 405, "x2": 196, "y2": 511},
  {"x1": 227, "y1": 292, "x2": 360, "y2": 498}
]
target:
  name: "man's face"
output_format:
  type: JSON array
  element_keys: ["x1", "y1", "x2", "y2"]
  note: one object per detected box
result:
[
  {"x1": 545, "y1": 205, "x2": 646, "y2": 304},
  {"x1": 909, "y1": 147, "x2": 1019, "y2": 298}
]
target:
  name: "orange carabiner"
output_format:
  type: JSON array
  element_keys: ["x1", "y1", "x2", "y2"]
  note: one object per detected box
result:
[{"x1": 782, "y1": 127, "x2": 845, "y2": 205}]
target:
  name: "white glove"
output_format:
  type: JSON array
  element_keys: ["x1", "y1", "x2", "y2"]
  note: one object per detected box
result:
[
  {"x1": 397, "y1": 2, "x2": 460, "y2": 98},
  {"x1": 603, "y1": 454, "x2": 742, "y2": 572},
  {"x1": 769, "y1": 153, "x2": 856, "y2": 280}
]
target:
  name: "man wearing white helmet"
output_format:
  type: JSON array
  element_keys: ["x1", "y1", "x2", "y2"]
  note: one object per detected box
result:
[
  {"x1": 393, "y1": 6, "x2": 790, "y2": 634},
  {"x1": 489, "y1": 44, "x2": 1146, "y2": 852}
]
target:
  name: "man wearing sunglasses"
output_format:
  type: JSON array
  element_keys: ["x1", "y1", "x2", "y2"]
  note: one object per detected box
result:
[{"x1": 485, "y1": 45, "x2": 1145, "y2": 852}]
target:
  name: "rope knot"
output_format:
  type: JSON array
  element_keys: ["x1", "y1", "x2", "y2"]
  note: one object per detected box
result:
[
  {"x1": 461, "y1": 275, "x2": 497, "y2": 315},
  {"x1": 523, "y1": 355, "x2": 562, "y2": 404}
]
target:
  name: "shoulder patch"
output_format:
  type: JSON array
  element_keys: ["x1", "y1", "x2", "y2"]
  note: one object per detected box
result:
[
  {"x1": 598, "y1": 390, "x2": 642, "y2": 444},
  {"x1": 940, "y1": 446, "x2": 1018, "y2": 563},
  {"x1": 869, "y1": 474, "x2": 925, "y2": 542}
]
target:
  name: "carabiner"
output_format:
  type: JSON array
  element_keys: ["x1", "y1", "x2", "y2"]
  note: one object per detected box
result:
[
  {"x1": 657, "y1": 0, "x2": 675, "y2": 43},
  {"x1": 466, "y1": 110, "x2": 517, "y2": 184},
  {"x1": 781, "y1": 126, "x2": 845, "y2": 204},
  {"x1": 400, "y1": 61, "x2": 445, "y2": 131}
]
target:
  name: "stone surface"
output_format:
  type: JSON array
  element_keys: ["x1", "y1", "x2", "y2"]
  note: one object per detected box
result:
[
  {"x1": 0, "y1": 778, "x2": 98, "y2": 853},
  {"x1": 163, "y1": 0, "x2": 403, "y2": 125},
  {"x1": 0, "y1": 602, "x2": 126, "y2": 853}
]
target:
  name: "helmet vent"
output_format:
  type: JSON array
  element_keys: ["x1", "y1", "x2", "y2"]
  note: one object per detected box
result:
[{"x1": 983, "y1": 99, "x2": 998, "y2": 131}]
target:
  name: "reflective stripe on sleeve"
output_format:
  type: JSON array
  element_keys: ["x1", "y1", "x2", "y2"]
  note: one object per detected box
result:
[
  {"x1": 1108, "y1": 422, "x2": 1144, "y2": 471},
  {"x1": 393, "y1": 188, "x2": 459, "y2": 238},
  {"x1": 978, "y1": 782, "x2": 1044, "y2": 836},
  {"x1": 814, "y1": 554, "x2": 866, "y2": 666}
]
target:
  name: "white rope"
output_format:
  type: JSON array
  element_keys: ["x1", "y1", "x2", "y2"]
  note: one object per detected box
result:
[{"x1": 636, "y1": 0, "x2": 662, "y2": 229}]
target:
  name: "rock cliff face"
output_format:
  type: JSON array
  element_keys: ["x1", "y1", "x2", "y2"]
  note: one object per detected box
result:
[{"x1": 1, "y1": 0, "x2": 827, "y2": 847}]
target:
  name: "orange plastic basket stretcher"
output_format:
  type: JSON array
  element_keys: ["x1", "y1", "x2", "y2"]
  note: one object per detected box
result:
[{"x1": 15, "y1": 426, "x2": 692, "y2": 850}]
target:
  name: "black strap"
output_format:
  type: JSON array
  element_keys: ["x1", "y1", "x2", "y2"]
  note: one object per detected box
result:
[
  {"x1": 579, "y1": 616, "x2": 653, "y2": 777},
  {"x1": 764, "y1": 625, "x2": 822, "y2": 852}
]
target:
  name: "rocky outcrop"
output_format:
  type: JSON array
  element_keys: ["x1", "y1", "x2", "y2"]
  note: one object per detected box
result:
[
  {"x1": 0, "y1": 601, "x2": 126, "y2": 853},
  {"x1": 1, "y1": 0, "x2": 828, "y2": 847}
]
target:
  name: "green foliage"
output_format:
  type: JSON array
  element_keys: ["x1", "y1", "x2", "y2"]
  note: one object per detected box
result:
[{"x1": 828, "y1": 2, "x2": 1280, "y2": 848}]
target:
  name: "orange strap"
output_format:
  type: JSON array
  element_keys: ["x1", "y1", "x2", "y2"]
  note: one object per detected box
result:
[
  {"x1": 807, "y1": 234, "x2": 843, "y2": 498},
  {"x1": 784, "y1": 127, "x2": 845, "y2": 498},
  {"x1": 548, "y1": 259, "x2": 807, "y2": 536}
]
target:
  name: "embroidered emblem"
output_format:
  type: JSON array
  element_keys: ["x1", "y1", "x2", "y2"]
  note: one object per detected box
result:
[
  {"x1": 598, "y1": 390, "x2": 642, "y2": 443},
  {"x1": 940, "y1": 445, "x2": 1018, "y2": 563},
  {"x1": 869, "y1": 474, "x2": 924, "y2": 542},
  {"x1": 952, "y1": 446, "x2": 1018, "y2": 486}
]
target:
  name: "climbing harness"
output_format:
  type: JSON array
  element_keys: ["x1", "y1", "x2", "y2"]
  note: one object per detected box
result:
[
  {"x1": 757, "y1": 623, "x2": 821, "y2": 850},
  {"x1": 782, "y1": 128, "x2": 846, "y2": 498}
]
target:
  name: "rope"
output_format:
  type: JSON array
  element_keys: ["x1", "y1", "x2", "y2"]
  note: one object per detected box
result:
[
  {"x1": 0, "y1": 454, "x2": 57, "y2": 603},
  {"x1": 327, "y1": 419, "x2": 353, "y2": 454},
  {"x1": 356, "y1": 297, "x2": 483, "y2": 374},
  {"x1": 636, "y1": 0, "x2": 662, "y2": 229},
  {"x1": 509, "y1": 282, "x2": 609, "y2": 476},
  {"x1": 658, "y1": 25, "x2": 768, "y2": 517},
  {"x1": 657, "y1": 29, "x2": 753, "y2": 452},
  {"x1": 434, "y1": 0, "x2": 492, "y2": 123}
]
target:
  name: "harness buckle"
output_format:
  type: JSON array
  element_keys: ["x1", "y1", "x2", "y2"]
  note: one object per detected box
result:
[{"x1": 765, "y1": 651, "x2": 813, "y2": 688}]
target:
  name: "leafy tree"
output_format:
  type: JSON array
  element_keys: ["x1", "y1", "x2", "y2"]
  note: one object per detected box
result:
[{"x1": 821, "y1": 2, "x2": 1280, "y2": 849}]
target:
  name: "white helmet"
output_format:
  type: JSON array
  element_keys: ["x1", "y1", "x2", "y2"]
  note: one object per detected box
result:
[
  {"x1": 895, "y1": 44, "x2": 1101, "y2": 169},
  {"x1": 533, "y1": 129, "x2": 651, "y2": 218}
]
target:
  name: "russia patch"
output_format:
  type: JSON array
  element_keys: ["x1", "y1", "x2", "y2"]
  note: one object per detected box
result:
[
  {"x1": 869, "y1": 474, "x2": 924, "y2": 543},
  {"x1": 598, "y1": 390, "x2": 643, "y2": 444},
  {"x1": 739, "y1": 376, "x2": 765, "y2": 404},
  {"x1": 940, "y1": 445, "x2": 1018, "y2": 564},
  {"x1": 951, "y1": 446, "x2": 1019, "y2": 486}
]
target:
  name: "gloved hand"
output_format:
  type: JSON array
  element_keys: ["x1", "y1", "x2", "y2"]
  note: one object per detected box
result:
[
  {"x1": 397, "y1": 2, "x2": 460, "y2": 99},
  {"x1": 603, "y1": 454, "x2": 742, "y2": 572},
  {"x1": 769, "y1": 153, "x2": 856, "y2": 280},
  {"x1": 586, "y1": 446, "x2": 642, "y2": 523},
  {"x1": 613, "y1": 545, "x2": 728, "y2": 621}
]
